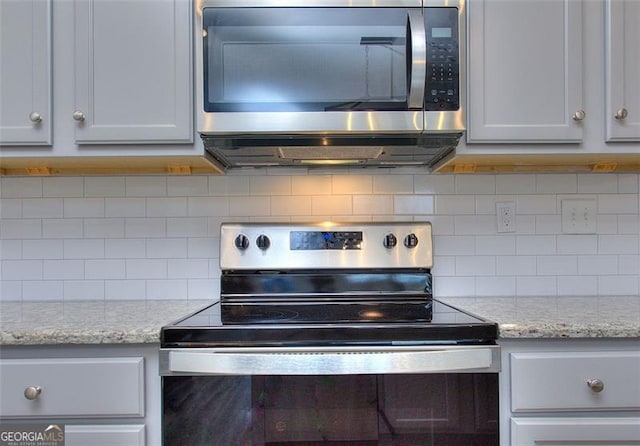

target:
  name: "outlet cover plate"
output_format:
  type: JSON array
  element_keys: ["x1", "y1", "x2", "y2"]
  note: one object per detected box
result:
[
  {"x1": 561, "y1": 199, "x2": 597, "y2": 234},
  {"x1": 496, "y1": 201, "x2": 516, "y2": 233}
]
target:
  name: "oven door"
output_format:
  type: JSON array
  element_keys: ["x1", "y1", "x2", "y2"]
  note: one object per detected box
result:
[{"x1": 160, "y1": 346, "x2": 500, "y2": 445}]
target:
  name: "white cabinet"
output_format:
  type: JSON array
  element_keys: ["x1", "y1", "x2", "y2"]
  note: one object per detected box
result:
[
  {"x1": 606, "y1": 0, "x2": 640, "y2": 141},
  {"x1": 0, "y1": 344, "x2": 161, "y2": 446},
  {"x1": 458, "y1": 0, "x2": 640, "y2": 171},
  {"x1": 72, "y1": 0, "x2": 192, "y2": 144},
  {"x1": 0, "y1": 0, "x2": 52, "y2": 145},
  {"x1": 511, "y1": 418, "x2": 640, "y2": 445},
  {"x1": 466, "y1": 0, "x2": 584, "y2": 143},
  {"x1": 500, "y1": 339, "x2": 640, "y2": 446}
]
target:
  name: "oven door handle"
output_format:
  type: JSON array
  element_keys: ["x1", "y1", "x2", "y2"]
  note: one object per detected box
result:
[{"x1": 160, "y1": 346, "x2": 500, "y2": 376}]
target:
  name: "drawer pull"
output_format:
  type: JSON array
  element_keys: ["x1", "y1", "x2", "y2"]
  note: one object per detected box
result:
[
  {"x1": 587, "y1": 379, "x2": 604, "y2": 393},
  {"x1": 24, "y1": 386, "x2": 42, "y2": 400}
]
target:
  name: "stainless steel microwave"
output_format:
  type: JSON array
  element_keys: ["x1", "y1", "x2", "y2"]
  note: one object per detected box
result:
[{"x1": 195, "y1": 0, "x2": 466, "y2": 169}]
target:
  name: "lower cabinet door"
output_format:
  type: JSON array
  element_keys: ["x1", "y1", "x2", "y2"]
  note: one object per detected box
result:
[
  {"x1": 65, "y1": 425, "x2": 145, "y2": 446},
  {"x1": 511, "y1": 417, "x2": 640, "y2": 445}
]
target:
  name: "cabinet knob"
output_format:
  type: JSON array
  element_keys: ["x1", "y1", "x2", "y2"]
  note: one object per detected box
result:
[
  {"x1": 29, "y1": 112, "x2": 43, "y2": 123},
  {"x1": 24, "y1": 386, "x2": 42, "y2": 400},
  {"x1": 72, "y1": 111, "x2": 86, "y2": 122},
  {"x1": 586, "y1": 378, "x2": 604, "y2": 393},
  {"x1": 572, "y1": 109, "x2": 586, "y2": 121},
  {"x1": 614, "y1": 108, "x2": 628, "y2": 120}
]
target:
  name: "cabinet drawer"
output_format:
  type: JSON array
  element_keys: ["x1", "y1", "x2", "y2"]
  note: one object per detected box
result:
[
  {"x1": 0, "y1": 358, "x2": 144, "y2": 418},
  {"x1": 511, "y1": 351, "x2": 640, "y2": 412}
]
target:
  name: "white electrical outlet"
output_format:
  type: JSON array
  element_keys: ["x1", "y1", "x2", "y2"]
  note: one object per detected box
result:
[
  {"x1": 496, "y1": 201, "x2": 516, "y2": 233},
  {"x1": 561, "y1": 199, "x2": 597, "y2": 234}
]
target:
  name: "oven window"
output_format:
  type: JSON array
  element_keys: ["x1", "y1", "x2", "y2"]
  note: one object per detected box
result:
[{"x1": 163, "y1": 373, "x2": 498, "y2": 445}]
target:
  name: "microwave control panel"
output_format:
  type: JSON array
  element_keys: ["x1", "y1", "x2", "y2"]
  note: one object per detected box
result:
[{"x1": 424, "y1": 8, "x2": 459, "y2": 111}]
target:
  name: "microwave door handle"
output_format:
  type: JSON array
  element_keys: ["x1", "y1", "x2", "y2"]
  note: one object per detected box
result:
[{"x1": 406, "y1": 9, "x2": 427, "y2": 109}]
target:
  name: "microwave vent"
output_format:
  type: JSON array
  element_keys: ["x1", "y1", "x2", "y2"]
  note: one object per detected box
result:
[{"x1": 277, "y1": 147, "x2": 384, "y2": 160}]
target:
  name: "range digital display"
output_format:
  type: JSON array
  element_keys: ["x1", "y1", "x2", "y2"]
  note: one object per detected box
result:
[{"x1": 290, "y1": 231, "x2": 363, "y2": 250}]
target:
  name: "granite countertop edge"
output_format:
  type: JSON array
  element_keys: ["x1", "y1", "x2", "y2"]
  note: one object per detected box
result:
[{"x1": 0, "y1": 296, "x2": 639, "y2": 346}]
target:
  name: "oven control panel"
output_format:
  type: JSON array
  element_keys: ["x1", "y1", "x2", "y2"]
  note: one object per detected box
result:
[{"x1": 220, "y1": 222, "x2": 433, "y2": 270}]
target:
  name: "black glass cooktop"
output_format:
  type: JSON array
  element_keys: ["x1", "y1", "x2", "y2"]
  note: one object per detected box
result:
[{"x1": 161, "y1": 299, "x2": 497, "y2": 347}]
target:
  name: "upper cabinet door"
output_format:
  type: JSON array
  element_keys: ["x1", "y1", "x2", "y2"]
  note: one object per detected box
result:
[
  {"x1": 466, "y1": 0, "x2": 584, "y2": 143},
  {"x1": 0, "y1": 0, "x2": 52, "y2": 145},
  {"x1": 73, "y1": 0, "x2": 193, "y2": 144},
  {"x1": 606, "y1": 0, "x2": 640, "y2": 142}
]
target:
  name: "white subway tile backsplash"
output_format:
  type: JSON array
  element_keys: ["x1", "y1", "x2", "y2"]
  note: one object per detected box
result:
[
  {"x1": 168, "y1": 176, "x2": 209, "y2": 197},
  {"x1": 1, "y1": 178, "x2": 42, "y2": 198},
  {"x1": 435, "y1": 195, "x2": 475, "y2": 215},
  {"x1": 229, "y1": 196, "x2": 270, "y2": 216},
  {"x1": 23, "y1": 240, "x2": 63, "y2": 260},
  {"x1": 166, "y1": 217, "x2": 209, "y2": 237},
  {"x1": 497, "y1": 256, "x2": 536, "y2": 276},
  {"x1": 1, "y1": 219, "x2": 42, "y2": 239},
  {"x1": 63, "y1": 198, "x2": 104, "y2": 218},
  {"x1": 23, "y1": 281, "x2": 62, "y2": 300},
  {"x1": 496, "y1": 175, "x2": 536, "y2": 194},
  {"x1": 270, "y1": 196, "x2": 312, "y2": 216},
  {"x1": 43, "y1": 177, "x2": 84, "y2": 197},
  {"x1": 373, "y1": 175, "x2": 413, "y2": 194},
  {"x1": 535, "y1": 174, "x2": 577, "y2": 194},
  {"x1": 84, "y1": 218, "x2": 125, "y2": 238},
  {"x1": 599, "y1": 234, "x2": 639, "y2": 254},
  {"x1": 64, "y1": 239, "x2": 104, "y2": 259},
  {"x1": 578, "y1": 255, "x2": 618, "y2": 275},
  {"x1": 125, "y1": 177, "x2": 167, "y2": 197},
  {"x1": 455, "y1": 256, "x2": 495, "y2": 276},
  {"x1": 557, "y1": 276, "x2": 598, "y2": 296},
  {"x1": 105, "y1": 280, "x2": 146, "y2": 300},
  {"x1": 250, "y1": 176, "x2": 292, "y2": 196},
  {"x1": 125, "y1": 218, "x2": 166, "y2": 238},
  {"x1": 352, "y1": 195, "x2": 393, "y2": 216},
  {"x1": 147, "y1": 198, "x2": 187, "y2": 217},
  {"x1": 105, "y1": 239, "x2": 146, "y2": 259},
  {"x1": 43, "y1": 260, "x2": 83, "y2": 280},
  {"x1": 414, "y1": 175, "x2": 455, "y2": 195},
  {"x1": 147, "y1": 238, "x2": 187, "y2": 258},
  {"x1": 42, "y1": 219, "x2": 82, "y2": 238},
  {"x1": 0, "y1": 172, "x2": 637, "y2": 301},
  {"x1": 105, "y1": 198, "x2": 146, "y2": 217},
  {"x1": 598, "y1": 194, "x2": 639, "y2": 214},
  {"x1": 85, "y1": 259, "x2": 126, "y2": 280},
  {"x1": 476, "y1": 236, "x2": 516, "y2": 255},
  {"x1": 516, "y1": 235, "x2": 557, "y2": 255},
  {"x1": 598, "y1": 276, "x2": 639, "y2": 295},
  {"x1": 64, "y1": 280, "x2": 104, "y2": 300},
  {"x1": 454, "y1": 175, "x2": 495, "y2": 195},
  {"x1": 394, "y1": 195, "x2": 433, "y2": 215},
  {"x1": 577, "y1": 174, "x2": 619, "y2": 193},
  {"x1": 0, "y1": 199, "x2": 22, "y2": 218},
  {"x1": 22, "y1": 198, "x2": 63, "y2": 218},
  {"x1": 125, "y1": 259, "x2": 167, "y2": 279},
  {"x1": 84, "y1": 177, "x2": 125, "y2": 197},
  {"x1": 312, "y1": 195, "x2": 352, "y2": 216},
  {"x1": 536, "y1": 255, "x2": 578, "y2": 276},
  {"x1": 146, "y1": 279, "x2": 187, "y2": 300},
  {"x1": 2, "y1": 260, "x2": 43, "y2": 280},
  {"x1": 516, "y1": 276, "x2": 557, "y2": 296}
]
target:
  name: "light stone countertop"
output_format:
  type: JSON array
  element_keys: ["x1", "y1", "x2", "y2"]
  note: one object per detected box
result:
[{"x1": 0, "y1": 296, "x2": 639, "y2": 346}]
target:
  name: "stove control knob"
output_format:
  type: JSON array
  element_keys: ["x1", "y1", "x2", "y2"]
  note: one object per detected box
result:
[
  {"x1": 403, "y1": 233, "x2": 419, "y2": 249},
  {"x1": 383, "y1": 233, "x2": 397, "y2": 249},
  {"x1": 234, "y1": 234, "x2": 250, "y2": 250},
  {"x1": 256, "y1": 234, "x2": 271, "y2": 251}
]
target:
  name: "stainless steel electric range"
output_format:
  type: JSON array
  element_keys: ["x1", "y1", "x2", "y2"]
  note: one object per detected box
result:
[{"x1": 160, "y1": 222, "x2": 500, "y2": 445}]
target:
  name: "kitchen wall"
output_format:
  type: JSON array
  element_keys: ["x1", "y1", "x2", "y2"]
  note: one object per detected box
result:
[{"x1": 1, "y1": 170, "x2": 638, "y2": 301}]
